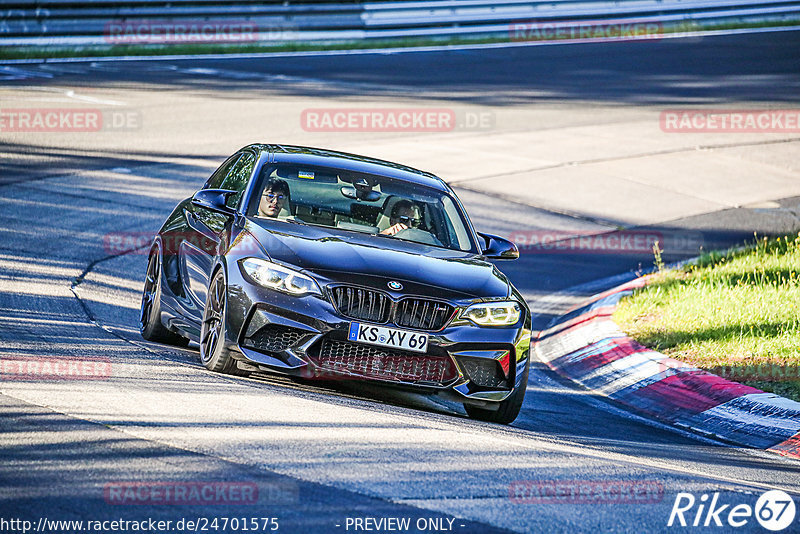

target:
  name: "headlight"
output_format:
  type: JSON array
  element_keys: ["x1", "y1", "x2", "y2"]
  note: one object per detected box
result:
[
  {"x1": 240, "y1": 258, "x2": 321, "y2": 296},
  {"x1": 461, "y1": 301, "x2": 521, "y2": 326}
]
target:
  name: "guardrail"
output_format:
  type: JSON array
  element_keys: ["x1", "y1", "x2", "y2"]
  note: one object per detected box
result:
[{"x1": 1, "y1": 0, "x2": 799, "y2": 47}]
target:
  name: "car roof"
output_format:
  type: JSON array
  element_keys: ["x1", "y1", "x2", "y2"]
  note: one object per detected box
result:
[{"x1": 247, "y1": 143, "x2": 449, "y2": 192}]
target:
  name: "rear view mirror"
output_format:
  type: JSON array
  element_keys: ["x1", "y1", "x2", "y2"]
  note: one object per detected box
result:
[{"x1": 341, "y1": 186, "x2": 381, "y2": 202}]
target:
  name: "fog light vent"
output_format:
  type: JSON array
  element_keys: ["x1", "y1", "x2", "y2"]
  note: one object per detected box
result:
[
  {"x1": 244, "y1": 324, "x2": 307, "y2": 354},
  {"x1": 456, "y1": 356, "x2": 508, "y2": 389}
]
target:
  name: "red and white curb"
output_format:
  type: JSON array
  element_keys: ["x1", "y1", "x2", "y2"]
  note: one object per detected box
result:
[{"x1": 535, "y1": 277, "x2": 800, "y2": 459}]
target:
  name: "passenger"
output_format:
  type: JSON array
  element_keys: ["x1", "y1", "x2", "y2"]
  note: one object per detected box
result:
[
  {"x1": 258, "y1": 178, "x2": 290, "y2": 218},
  {"x1": 380, "y1": 200, "x2": 422, "y2": 236}
]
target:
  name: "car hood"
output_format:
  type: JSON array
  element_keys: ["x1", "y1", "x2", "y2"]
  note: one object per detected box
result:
[{"x1": 245, "y1": 219, "x2": 510, "y2": 300}]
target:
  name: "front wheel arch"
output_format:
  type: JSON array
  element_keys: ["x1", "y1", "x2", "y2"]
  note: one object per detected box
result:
[{"x1": 199, "y1": 264, "x2": 247, "y2": 376}]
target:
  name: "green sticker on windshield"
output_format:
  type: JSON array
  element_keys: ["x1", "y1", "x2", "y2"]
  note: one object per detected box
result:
[{"x1": 298, "y1": 170, "x2": 315, "y2": 180}]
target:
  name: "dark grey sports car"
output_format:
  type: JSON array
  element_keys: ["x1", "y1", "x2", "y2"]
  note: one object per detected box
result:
[{"x1": 140, "y1": 144, "x2": 531, "y2": 423}]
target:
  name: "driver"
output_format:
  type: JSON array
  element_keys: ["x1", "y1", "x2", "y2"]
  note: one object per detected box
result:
[
  {"x1": 380, "y1": 200, "x2": 422, "y2": 236},
  {"x1": 258, "y1": 178, "x2": 290, "y2": 218}
]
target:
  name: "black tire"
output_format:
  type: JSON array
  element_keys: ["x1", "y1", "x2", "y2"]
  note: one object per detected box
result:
[
  {"x1": 464, "y1": 360, "x2": 529, "y2": 424},
  {"x1": 199, "y1": 268, "x2": 247, "y2": 376},
  {"x1": 140, "y1": 248, "x2": 189, "y2": 346}
]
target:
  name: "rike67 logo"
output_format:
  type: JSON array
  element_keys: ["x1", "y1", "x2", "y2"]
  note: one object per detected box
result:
[{"x1": 668, "y1": 490, "x2": 796, "y2": 531}]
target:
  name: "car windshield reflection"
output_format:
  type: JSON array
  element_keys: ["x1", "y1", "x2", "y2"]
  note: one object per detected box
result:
[{"x1": 247, "y1": 165, "x2": 476, "y2": 253}]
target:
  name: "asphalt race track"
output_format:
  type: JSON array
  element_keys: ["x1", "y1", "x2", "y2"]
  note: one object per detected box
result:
[{"x1": 2, "y1": 30, "x2": 800, "y2": 533}]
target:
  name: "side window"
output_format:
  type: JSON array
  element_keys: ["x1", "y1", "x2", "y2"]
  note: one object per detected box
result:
[
  {"x1": 204, "y1": 154, "x2": 240, "y2": 190},
  {"x1": 219, "y1": 151, "x2": 256, "y2": 208}
]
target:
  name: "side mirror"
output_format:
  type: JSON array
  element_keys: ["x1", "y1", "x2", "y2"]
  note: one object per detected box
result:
[
  {"x1": 191, "y1": 189, "x2": 238, "y2": 215},
  {"x1": 478, "y1": 232, "x2": 519, "y2": 260}
]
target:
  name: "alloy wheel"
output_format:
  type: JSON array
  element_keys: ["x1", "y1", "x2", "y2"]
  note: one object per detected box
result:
[
  {"x1": 200, "y1": 271, "x2": 225, "y2": 363},
  {"x1": 140, "y1": 251, "x2": 159, "y2": 332}
]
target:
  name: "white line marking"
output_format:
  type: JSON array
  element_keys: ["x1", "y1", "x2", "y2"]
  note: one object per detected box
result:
[
  {"x1": 0, "y1": 86, "x2": 126, "y2": 106},
  {"x1": 698, "y1": 393, "x2": 800, "y2": 434}
]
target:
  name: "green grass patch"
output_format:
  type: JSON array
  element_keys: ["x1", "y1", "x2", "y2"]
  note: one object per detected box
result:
[
  {"x1": 0, "y1": 36, "x2": 503, "y2": 61},
  {"x1": 613, "y1": 233, "x2": 800, "y2": 401}
]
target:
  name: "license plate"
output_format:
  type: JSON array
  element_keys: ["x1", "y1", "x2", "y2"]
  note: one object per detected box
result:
[{"x1": 347, "y1": 322, "x2": 429, "y2": 353}]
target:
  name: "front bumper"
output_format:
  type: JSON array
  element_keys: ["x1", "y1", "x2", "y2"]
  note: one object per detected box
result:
[{"x1": 224, "y1": 268, "x2": 531, "y2": 409}]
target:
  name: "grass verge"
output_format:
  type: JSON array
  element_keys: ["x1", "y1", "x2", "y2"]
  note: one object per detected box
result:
[
  {"x1": 1, "y1": 19, "x2": 799, "y2": 61},
  {"x1": 613, "y1": 233, "x2": 800, "y2": 401}
]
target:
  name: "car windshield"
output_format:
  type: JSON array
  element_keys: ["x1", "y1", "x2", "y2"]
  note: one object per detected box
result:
[{"x1": 247, "y1": 164, "x2": 476, "y2": 252}]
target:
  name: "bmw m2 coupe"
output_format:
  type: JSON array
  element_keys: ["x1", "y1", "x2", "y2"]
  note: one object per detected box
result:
[{"x1": 140, "y1": 144, "x2": 531, "y2": 423}]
